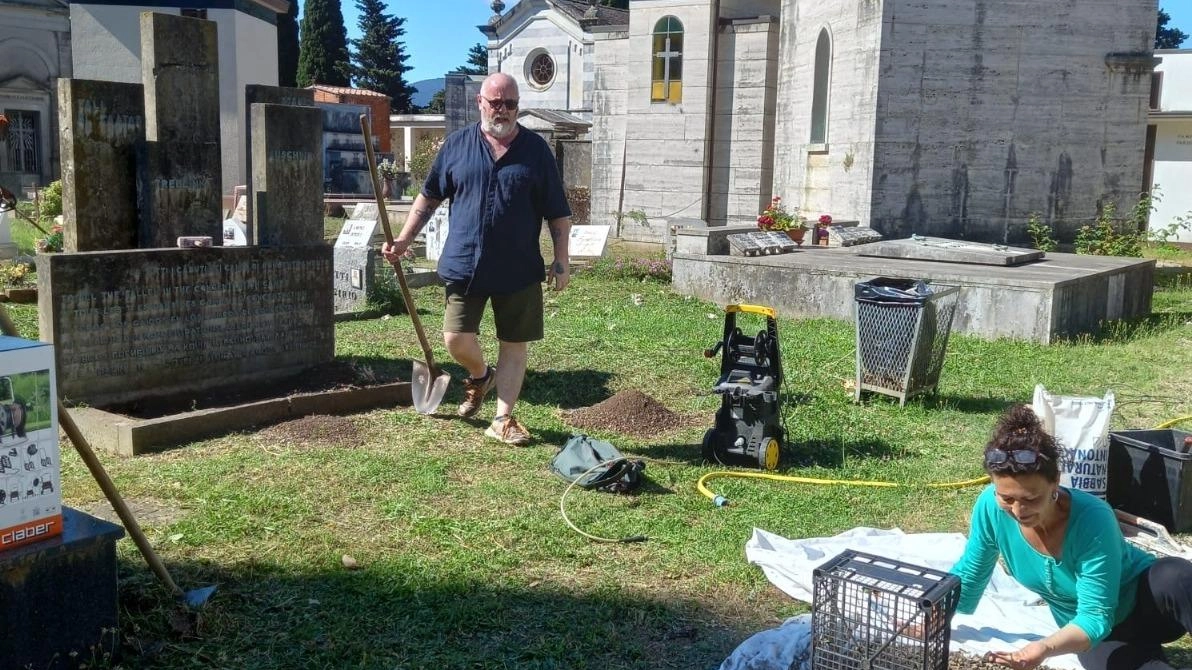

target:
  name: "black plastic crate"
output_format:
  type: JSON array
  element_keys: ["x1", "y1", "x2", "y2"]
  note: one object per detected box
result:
[
  {"x1": 1106, "y1": 429, "x2": 1192, "y2": 533},
  {"x1": 812, "y1": 550, "x2": 961, "y2": 670}
]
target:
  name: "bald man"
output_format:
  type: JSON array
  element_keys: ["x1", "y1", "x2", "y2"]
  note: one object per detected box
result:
[{"x1": 382, "y1": 73, "x2": 572, "y2": 446}]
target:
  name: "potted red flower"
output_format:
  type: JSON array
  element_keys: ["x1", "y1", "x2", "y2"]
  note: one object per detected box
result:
[
  {"x1": 814, "y1": 214, "x2": 832, "y2": 245},
  {"x1": 758, "y1": 196, "x2": 806, "y2": 244}
]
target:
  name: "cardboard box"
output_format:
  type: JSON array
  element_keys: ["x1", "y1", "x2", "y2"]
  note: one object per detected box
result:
[{"x1": 0, "y1": 336, "x2": 61, "y2": 551}]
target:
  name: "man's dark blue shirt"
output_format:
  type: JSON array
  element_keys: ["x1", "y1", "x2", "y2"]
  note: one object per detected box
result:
[{"x1": 423, "y1": 123, "x2": 571, "y2": 295}]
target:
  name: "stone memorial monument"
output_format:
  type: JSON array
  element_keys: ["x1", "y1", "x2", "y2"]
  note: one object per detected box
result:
[
  {"x1": 38, "y1": 11, "x2": 335, "y2": 416},
  {"x1": 244, "y1": 85, "x2": 314, "y2": 241},
  {"x1": 137, "y1": 12, "x2": 222, "y2": 247},
  {"x1": 250, "y1": 103, "x2": 324, "y2": 247},
  {"x1": 58, "y1": 79, "x2": 144, "y2": 252}
]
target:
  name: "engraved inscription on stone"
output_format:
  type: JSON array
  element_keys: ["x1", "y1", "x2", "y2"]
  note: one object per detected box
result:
[
  {"x1": 58, "y1": 79, "x2": 145, "y2": 252},
  {"x1": 828, "y1": 225, "x2": 884, "y2": 248},
  {"x1": 36, "y1": 247, "x2": 334, "y2": 406}
]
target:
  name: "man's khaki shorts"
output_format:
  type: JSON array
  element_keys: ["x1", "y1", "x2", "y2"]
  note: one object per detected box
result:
[{"x1": 443, "y1": 282, "x2": 544, "y2": 343}]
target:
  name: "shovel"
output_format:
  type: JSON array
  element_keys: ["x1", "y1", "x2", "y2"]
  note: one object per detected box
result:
[{"x1": 359, "y1": 114, "x2": 450, "y2": 414}]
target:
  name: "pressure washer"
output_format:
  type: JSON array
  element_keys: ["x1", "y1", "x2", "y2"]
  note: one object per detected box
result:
[{"x1": 701, "y1": 304, "x2": 784, "y2": 470}]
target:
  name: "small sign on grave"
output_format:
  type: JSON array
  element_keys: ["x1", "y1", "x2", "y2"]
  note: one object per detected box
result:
[
  {"x1": 424, "y1": 207, "x2": 449, "y2": 262},
  {"x1": 569, "y1": 225, "x2": 611, "y2": 258},
  {"x1": 728, "y1": 231, "x2": 797, "y2": 257},
  {"x1": 335, "y1": 218, "x2": 378, "y2": 249},
  {"x1": 333, "y1": 218, "x2": 380, "y2": 314},
  {"x1": 828, "y1": 225, "x2": 883, "y2": 248},
  {"x1": 222, "y1": 218, "x2": 248, "y2": 246}
]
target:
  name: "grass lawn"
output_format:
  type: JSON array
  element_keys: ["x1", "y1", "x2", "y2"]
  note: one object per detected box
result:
[{"x1": 2, "y1": 265, "x2": 1190, "y2": 670}]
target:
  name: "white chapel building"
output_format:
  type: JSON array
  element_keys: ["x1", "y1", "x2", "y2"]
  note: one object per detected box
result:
[{"x1": 584, "y1": 0, "x2": 1157, "y2": 246}]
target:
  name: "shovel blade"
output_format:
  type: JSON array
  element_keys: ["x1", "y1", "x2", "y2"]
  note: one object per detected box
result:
[{"x1": 411, "y1": 360, "x2": 450, "y2": 414}]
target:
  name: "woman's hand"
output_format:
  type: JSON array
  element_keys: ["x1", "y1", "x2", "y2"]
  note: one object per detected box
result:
[{"x1": 983, "y1": 641, "x2": 1051, "y2": 670}]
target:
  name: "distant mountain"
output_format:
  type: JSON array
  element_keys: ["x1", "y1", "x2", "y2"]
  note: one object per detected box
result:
[{"x1": 410, "y1": 78, "x2": 445, "y2": 109}]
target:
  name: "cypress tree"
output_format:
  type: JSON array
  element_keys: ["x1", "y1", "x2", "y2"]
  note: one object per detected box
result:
[
  {"x1": 453, "y1": 43, "x2": 489, "y2": 76},
  {"x1": 1156, "y1": 9, "x2": 1188, "y2": 49},
  {"x1": 277, "y1": 0, "x2": 300, "y2": 87},
  {"x1": 296, "y1": 0, "x2": 350, "y2": 87},
  {"x1": 350, "y1": 0, "x2": 416, "y2": 112}
]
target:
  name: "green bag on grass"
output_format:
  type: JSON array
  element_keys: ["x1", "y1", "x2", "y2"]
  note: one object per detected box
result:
[{"x1": 550, "y1": 434, "x2": 645, "y2": 494}]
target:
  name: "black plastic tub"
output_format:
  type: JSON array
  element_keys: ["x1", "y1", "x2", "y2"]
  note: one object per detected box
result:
[{"x1": 1106, "y1": 429, "x2": 1192, "y2": 533}]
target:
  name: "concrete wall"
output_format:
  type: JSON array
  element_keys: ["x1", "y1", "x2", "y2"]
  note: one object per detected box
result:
[
  {"x1": 0, "y1": 1, "x2": 72, "y2": 190},
  {"x1": 708, "y1": 17, "x2": 779, "y2": 227},
  {"x1": 488, "y1": 0, "x2": 595, "y2": 116},
  {"x1": 867, "y1": 0, "x2": 1157, "y2": 243},
  {"x1": 772, "y1": 0, "x2": 884, "y2": 227},
  {"x1": 69, "y1": 4, "x2": 142, "y2": 83},
  {"x1": 615, "y1": 0, "x2": 718, "y2": 242},
  {"x1": 220, "y1": 8, "x2": 280, "y2": 195},
  {"x1": 71, "y1": 5, "x2": 279, "y2": 196},
  {"x1": 1150, "y1": 50, "x2": 1192, "y2": 243},
  {"x1": 590, "y1": 29, "x2": 630, "y2": 233}
]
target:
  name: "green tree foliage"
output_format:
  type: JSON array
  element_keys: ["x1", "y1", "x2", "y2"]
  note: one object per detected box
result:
[
  {"x1": 277, "y1": 0, "x2": 300, "y2": 87},
  {"x1": 453, "y1": 43, "x2": 489, "y2": 76},
  {"x1": 600, "y1": 0, "x2": 628, "y2": 8},
  {"x1": 350, "y1": 0, "x2": 416, "y2": 111},
  {"x1": 1156, "y1": 9, "x2": 1188, "y2": 49},
  {"x1": 425, "y1": 89, "x2": 446, "y2": 114},
  {"x1": 296, "y1": 0, "x2": 350, "y2": 87}
]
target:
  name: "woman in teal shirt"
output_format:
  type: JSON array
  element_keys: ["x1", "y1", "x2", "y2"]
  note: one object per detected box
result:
[{"x1": 950, "y1": 406, "x2": 1192, "y2": 670}]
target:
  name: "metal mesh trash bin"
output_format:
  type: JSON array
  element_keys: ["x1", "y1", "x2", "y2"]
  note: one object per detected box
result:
[{"x1": 854, "y1": 278, "x2": 960, "y2": 406}]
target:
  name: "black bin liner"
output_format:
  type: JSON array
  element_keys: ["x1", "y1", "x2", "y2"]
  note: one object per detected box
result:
[{"x1": 855, "y1": 277, "x2": 935, "y2": 305}]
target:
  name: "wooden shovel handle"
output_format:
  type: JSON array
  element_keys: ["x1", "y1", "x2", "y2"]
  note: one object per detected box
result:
[{"x1": 358, "y1": 114, "x2": 438, "y2": 371}]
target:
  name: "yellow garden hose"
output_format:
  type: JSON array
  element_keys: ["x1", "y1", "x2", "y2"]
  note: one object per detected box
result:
[
  {"x1": 698, "y1": 416, "x2": 1191, "y2": 507},
  {"x1": 697, "y1": 470, "x2": 992, "y2": 507},
  {"x1": 1156, "y1": 416, "x2": 1192, "y2": 429}
]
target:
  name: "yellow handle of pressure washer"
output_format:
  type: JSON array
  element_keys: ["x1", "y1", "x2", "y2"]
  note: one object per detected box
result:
[{"x1": 727, "y1": 304, "x2": 776, "y2": 319}]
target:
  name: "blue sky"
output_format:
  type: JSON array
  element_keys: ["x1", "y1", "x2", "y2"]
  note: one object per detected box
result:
[{"x1": 324, "y1": 1, "x2": 1192, "y2": 84}]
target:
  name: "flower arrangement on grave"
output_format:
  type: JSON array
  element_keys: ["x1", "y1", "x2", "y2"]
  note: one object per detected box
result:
[
  {"x1": 35, "y1": 223, "x2": 63, "y2": 254},
  {"x1": 0, "y1": 260, "x2": 32, "y2": 287},
  {"x1": 377, "y1": 158, "x2": 401, "y2": 180},
  {"x1": 757, "y1": 196, "x2": 802, "y2": 233},
  {"x1": 813, "y1": 214, "x2": 833, "y2": 245}
]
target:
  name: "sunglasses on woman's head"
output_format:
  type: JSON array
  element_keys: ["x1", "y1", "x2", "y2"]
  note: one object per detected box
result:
[{"x1": 985, "y1": 448, "x2": 1043, "y2": 466}]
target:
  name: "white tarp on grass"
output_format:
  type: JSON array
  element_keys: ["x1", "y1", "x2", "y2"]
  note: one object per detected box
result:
[{"x1": 735, "y1": 526, "x2": 1081, "y2": 670}]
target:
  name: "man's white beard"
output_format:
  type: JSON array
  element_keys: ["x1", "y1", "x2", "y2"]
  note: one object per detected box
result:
[{"x1": 483, "y1": 118, "x2": 514, "y2": 138}]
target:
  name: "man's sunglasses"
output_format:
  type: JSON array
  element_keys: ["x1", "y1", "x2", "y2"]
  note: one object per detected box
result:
[
  {"x1": 481, "y1": 96, "x2": 519, "y2": 110},
  {"x1": 985, "y1": 448, "x2": 1044, "y2": 466}
]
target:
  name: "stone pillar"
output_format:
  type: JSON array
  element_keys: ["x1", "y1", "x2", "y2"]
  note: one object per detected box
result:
[
  {"x1": 57, "y1": 79, "x2": 145, "y2": 252},
  {"x1": 138, "y1": 12, "x2": 222, "y2": 247},
  {"x1": 251, "y1": 103, "x2": 324, "y2": 247},
  {"x1": 403, "y1": 126, "x2": 413, "y2": 171},
  {"x1": 244, "y1": 85, "x2": 316, "y2": 242}
]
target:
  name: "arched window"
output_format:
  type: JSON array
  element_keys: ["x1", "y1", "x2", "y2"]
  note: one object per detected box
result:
[
  {"x1": 810, "y1": 28, "x2": 832, "y2": 144},
  {"x1": 651, "y1": 16, "x2": 683, "y2": 103}
]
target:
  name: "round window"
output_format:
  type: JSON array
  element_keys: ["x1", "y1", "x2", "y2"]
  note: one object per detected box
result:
[{"x1": 528, "y1": 51, "x2": 555, "y2": 88}]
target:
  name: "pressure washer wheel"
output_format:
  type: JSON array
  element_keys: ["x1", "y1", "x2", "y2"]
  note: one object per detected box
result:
[{"x1": 702, "y1": 428, "x2": 782, "y2": 471}]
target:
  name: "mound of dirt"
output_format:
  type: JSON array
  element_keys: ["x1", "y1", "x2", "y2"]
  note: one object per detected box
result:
[
  {"x1": 565, "y1": 389, "x2": 684, "y2": 437},
  {"x1": 259, "y1": 414, "x2": 364, "y2": 448}
]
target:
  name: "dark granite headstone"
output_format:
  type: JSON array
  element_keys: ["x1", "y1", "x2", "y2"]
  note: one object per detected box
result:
[
  {"x1": 828, "y1": 225, "x2": 883, "y2": 248},
  {"x1": 138, "y1": 12, "x2": 222, "y2": 247},
  {"x1": 251, "y1": 103, "x2": 324, "y2": 247},
  {"x1": 333, "y1": 218, "x2": 378, "y2": 313},
  {"x1": 36, "y1": 246, "x2": 334, "y2": 407},
  {"x1": 0, "y1": 507, "x2": 124, "y2": 670},
  {"x1": 58, "y1": 79, "x2": 145, "y2": 252},
  {"x1": 244, "y1": 85, "x2": 315, "y2": 241}
]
